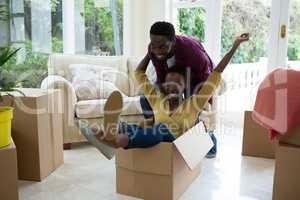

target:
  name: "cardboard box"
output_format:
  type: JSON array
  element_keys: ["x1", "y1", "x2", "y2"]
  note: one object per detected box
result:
[
  {"x1": 116, "y1": 123, "x2": 213, "y2": 200},
  {"x1": 1, "y1": 89, "x2": 64, "y2": 181},
  {"x1": 272, "y1": 143, "x2": 300, "y2": 200},
  {"x1": 0, "y1": 138, "x2": 19, "y2": 200},
  {"x1": 242, "y1": 111, "x2": 277, "y2": 159},
  {"x1": 279, "y1": 125, "x2": 300, "y2": 147}
]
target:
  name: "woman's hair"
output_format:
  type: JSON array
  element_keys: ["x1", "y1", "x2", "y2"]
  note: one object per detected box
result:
[{"x1": 167, "y1": 66, "x2": 186, "y2": 78}]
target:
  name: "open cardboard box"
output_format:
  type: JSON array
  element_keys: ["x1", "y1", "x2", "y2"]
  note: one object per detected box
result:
[{"x1": 116, "y1": 123, "x2": 213, "y2": 200}]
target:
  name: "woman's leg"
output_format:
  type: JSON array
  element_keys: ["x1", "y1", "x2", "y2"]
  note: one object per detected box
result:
[
  {"x1": 116, "y1": 123, "x2": 176, "y2": 149},
  {"x1": 103, "y1": 91, "x2": 123, "y2": 141},
  {"x1": 140, "y1": 95, "x2": 154, "y2": 120},
  {"x1": 77, "y1": 120, "x2": 116, "y2": 160}
]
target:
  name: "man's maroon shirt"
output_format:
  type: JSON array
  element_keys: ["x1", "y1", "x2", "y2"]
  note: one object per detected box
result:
[{"x1": 149, "y1": 35, "x2": 215, "y2": 95}]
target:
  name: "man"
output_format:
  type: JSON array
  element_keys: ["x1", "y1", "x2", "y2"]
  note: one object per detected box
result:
[
  {"x1": 78, "y1": 33, "x2": 249, "y2": 159},
  {"x1": 141, "y1": 21, "x2": 217, "y2": 157}
]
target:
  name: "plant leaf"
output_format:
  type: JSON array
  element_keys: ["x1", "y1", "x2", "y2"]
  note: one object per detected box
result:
[{"x1": 0, "y1": 48, "x2": 20, "y2": 67}]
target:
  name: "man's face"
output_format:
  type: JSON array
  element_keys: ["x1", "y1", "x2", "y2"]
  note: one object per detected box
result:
[
  {"x1": 162, "y1": 72, "x2": 185, "y2": 98},
  {"x1": 150, "y1": 34, "x2": 174, "y2": 61}
]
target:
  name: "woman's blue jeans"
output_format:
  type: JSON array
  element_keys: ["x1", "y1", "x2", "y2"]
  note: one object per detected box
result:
[{"x1": 121, "y1": 123, "x2": 176, "y2": 149}]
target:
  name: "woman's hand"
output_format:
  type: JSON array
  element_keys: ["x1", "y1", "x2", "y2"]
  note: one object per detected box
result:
[
  {"x1": 214, "y1": 33, "x2": 249, "y2": 73},
  {"x1": 234, "y1": 33, "x2": 250, "y2": 46}
]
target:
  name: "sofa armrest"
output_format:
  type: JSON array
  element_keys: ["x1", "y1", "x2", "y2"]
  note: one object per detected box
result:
[
  {"x1": 41, "y1": 75, "x2": 78, "y2": 138},
  {"x1": 41, "y1": 75, "x2": 77, "y2": 104}
]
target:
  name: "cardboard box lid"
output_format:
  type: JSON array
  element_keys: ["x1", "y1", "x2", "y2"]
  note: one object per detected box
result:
[
  {"x1": 0, "y1": 138, "x2": 16, "y2": 153},
  {"x1": 0, "y1": 88, "x2": 49, "y2": 98},
  {"x1": 174, "y1": 123, "x2": 213, "y2": 170}
]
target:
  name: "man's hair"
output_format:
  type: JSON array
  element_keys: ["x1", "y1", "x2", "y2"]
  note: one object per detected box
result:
[{"x1": 150, "y1": 21, "x2": 176, "y2": 41}]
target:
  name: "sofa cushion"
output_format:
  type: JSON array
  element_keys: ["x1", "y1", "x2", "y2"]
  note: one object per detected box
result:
[
  {"x1": 75, "y1": 96, "x2": 142, "y2": 119},
  {"x1": 73, "y1": 79, "x2": 126, "y2": 101},
  {"x1": 48, "y1": 54, "x2": 130, "y2": 95},
  {"x1": 70, "y1": 64, "x2": 126, "y2": 100},
  {"x1": 70, "y1": 64, "x2": 119, "y2": 83}
]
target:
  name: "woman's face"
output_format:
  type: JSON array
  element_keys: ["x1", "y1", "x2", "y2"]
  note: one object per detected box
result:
[
  {"x1": 150, "y1": 35, "x2": 174, "y2": 61},
  {"x1": 162, "y1": 72, "x2": 185, "y2": 98}
]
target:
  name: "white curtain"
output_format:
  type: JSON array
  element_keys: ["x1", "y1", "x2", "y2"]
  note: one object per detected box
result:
[
  {"x1": 0, "y1": 0, "x2": 9, "y2": 47},
  {"x1": 31, "y1": 0, "x2": 52, "y2": 53}
]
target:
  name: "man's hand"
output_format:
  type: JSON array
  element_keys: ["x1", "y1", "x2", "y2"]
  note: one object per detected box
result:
[
  {"x1": 234, "y1": 33, "x2": 250, "y2": 47},
  {"x1": 136, "y1": 52, "x2": 151, "y2": 72}
]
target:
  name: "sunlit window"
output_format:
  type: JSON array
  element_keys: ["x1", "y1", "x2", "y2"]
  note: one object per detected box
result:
[{"x1": 0, "y1": 0, "x2": 123, "y2": 88}]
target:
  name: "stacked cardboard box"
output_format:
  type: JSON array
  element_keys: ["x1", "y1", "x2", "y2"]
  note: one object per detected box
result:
[
  {"x1": 273, "y1": 126, "x2": 300, "y2": 200},
  {"x1": 242, "y1": 111, "x2": 277, "y2": 159},
  {"x1": 116, "y1": 123, "x2": 213, "y2": 200},
  {"x1": 1, "y1": 89, "x2": 64, "y2": 181},
  {"x1": 279, "y1": 126, "x2": 300, "y2": 147},
  {"x1": 242, "y1": 111, "x2": 300, "y2": 199},
  {"x1": 0, "y1": 138, "x2": 18, "y2": 200}
]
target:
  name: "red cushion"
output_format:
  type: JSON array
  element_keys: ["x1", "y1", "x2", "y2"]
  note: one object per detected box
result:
[{"x1": 252, "y1": 69, "x2": 300, "y2": 136}]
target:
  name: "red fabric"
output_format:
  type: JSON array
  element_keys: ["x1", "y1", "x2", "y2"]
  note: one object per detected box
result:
[{"x1": 252, "y1": 69, "x2": 300, "y2": 139}]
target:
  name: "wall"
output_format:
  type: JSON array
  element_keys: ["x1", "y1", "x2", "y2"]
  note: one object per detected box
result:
[
  {"x1": 123, "y1": 0, "x2": 222, "y2": 61},
  {"x1": 123, "y1": 0, "x2": 171, "y2": 57}
]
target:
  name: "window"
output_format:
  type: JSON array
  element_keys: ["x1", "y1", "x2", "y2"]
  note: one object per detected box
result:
[
  {"x1": 287, "y1": 0, "x2": 300, "y2": 69},
  {"x1": 1, "y1": 0, "x2": 124, "y2": 88},
  {"x1": 171, "y1": 0, "x2": 222, "y2": 61},
  {"x1": 84, "y1": 0, "x2": 123, "y2": 56},
  {"x1": 177, "y1": 7, "x2": 206, "y2": 42},
  {"x1": 173, "y1": 0, "x2": 206, "y2": 42},
  {"x1": 221, "y1": 0, "x2": 271, "y2": 64}
]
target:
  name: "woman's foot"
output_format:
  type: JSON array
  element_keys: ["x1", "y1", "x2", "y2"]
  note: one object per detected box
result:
[
  {"x1": 77, "y1": 120, "x2": 116, "y2": 160},
  {"x1": 103, "y1": 91, "x2": 123, "y2": 141}
]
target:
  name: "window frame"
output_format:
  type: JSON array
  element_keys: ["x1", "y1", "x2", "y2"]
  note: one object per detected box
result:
[{"x1": 170, "y1": 0, "x2": 222, "y2": 62}]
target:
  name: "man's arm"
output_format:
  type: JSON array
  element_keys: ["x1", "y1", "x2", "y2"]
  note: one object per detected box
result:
[
  {"x1": 136, "y1": 54, "x2": 151, "y2": 72},
  {"x1": 134, "y1": 54, "x2": 159, "y2": 107}
]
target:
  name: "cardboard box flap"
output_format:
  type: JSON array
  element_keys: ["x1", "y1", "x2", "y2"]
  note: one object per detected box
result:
[
  {"x1": 174, "y1": 123, "x2": 213, "y2": 170},
  {"x1": 116, "y1": 143, "x2": 173, "y2": 175},
  {"x1": 0, "y1": 138, "x2": 16, "y2": 152}
]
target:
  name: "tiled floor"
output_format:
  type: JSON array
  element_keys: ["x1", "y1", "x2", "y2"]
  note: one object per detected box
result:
[{"x1": 19, "y1": 112, "x2": 275, "y2": 200}]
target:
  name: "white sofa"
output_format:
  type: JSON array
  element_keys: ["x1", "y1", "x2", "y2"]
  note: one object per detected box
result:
[{"x1": 41, "y1": 54, "x2": 222, "y2": 148}]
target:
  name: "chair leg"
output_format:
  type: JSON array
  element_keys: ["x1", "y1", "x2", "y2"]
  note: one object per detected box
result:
[{"x1": 63, "y1": 143, "x2": 72, "y2": 150}]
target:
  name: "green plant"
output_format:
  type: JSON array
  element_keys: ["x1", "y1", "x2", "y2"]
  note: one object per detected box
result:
[
  {"x1": 178, "y1": 7, "x2": 205, "y2": 42},
  {"x1": 3, "y1": 40, "x2": 50, "y2": 88},
  {"x1": 0, "y1": 47, "x2": 24, "y2": 101},
  {"x1": 84, "y1": 0, "x2": 123, "y2": 54}
]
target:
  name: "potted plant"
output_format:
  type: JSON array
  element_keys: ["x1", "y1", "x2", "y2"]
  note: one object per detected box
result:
[{"x1": 0, "y1": 47, "x2": 23, "y2": 148}]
